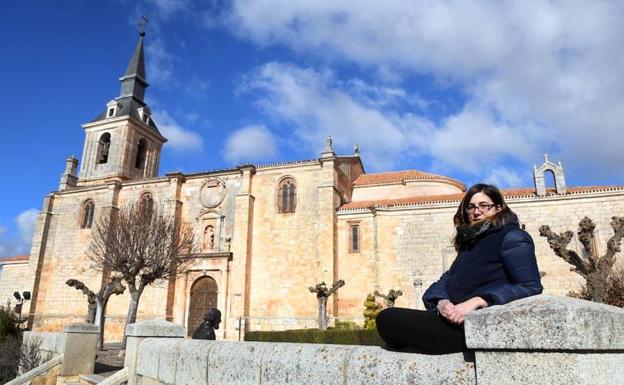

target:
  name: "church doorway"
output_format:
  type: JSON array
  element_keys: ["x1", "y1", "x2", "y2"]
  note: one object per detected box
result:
[{"x1": 187, "y1": 276, "x2": 218, "y2": 336}]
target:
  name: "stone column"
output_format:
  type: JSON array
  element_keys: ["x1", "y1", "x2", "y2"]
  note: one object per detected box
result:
[
  {"x1": 125, "y1": 319, "x2": 186, "y2": 385},
  {"x1": 60, "y1": 323, "x2": 99, "y2": 377},
  {"x1": 465, "y1": 295, "x2": 624, "y2": 385}
]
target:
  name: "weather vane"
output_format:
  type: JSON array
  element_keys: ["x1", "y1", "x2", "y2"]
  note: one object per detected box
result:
[{"x1": 138, "y1": 15, "x2": 148, "y2": 36}]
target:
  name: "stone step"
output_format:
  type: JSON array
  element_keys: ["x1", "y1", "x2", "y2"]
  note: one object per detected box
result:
[{"x1": 79, "y1": 373, "x2": 106, "y2": 385}]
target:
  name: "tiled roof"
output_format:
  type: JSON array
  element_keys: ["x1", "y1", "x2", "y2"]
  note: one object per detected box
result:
[
  {"x1": 0, "y1": 255, "x2": 29, "y2": 264},
  {"x1": 339, "y1": 185, "x2": 624, "y2": 211},
  {"x1": 353, "y1": 170, "x2": 465, "y2": 190},
  {"x1": 340, "y1": 193, "x2": 464, "y2": 210}
]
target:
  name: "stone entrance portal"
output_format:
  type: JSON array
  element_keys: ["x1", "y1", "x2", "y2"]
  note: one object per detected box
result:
[{"x1": 187, "y1": 276, "x2": 218, "y2": 336}]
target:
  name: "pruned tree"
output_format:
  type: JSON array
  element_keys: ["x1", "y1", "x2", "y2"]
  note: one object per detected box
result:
[
  {"x1": 308, "y1": 280, "x2": 345, "y2": 330},
  {"x1": 87, "y1": 203, "x2": 194, "y2": 347},
  {"x1": 539, "y1": 216, "x2": 624, "y2": 304},
  {"x1": 373, "y1": 289, "x2": 403, "y2": 308},
  {"x1": 65, "y1": 279, "x2": 97, "y2": 324},
  {"x1": 66, "y1": 276, "x2": 126, "y2": 349}
]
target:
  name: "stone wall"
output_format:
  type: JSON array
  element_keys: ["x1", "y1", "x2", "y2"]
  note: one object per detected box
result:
[
  {"x1": 0, "y1": 261, "x2": 30, "y2": 308},
  {"x1": 123, "y1": 296, "x2": 624, "y2": 385}
]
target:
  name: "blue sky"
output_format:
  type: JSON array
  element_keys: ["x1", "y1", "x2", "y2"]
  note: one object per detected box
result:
[{"x1": 1, "y1": 0, "x2": 623, "y2": 256}]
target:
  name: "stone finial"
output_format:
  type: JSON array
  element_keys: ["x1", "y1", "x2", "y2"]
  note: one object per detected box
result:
[
  {"x1": 544, "y1": 153, "x2": 550, "y2": 163},
  {"x1": 320, "y1": 135, "x2": 336, "y2": 159},
  {"x1": 59, "y1": 155, "x2": 79, "y2": 191},
  {"x1": 65, "y1": 156, "x2": 78, "y2": 175}
]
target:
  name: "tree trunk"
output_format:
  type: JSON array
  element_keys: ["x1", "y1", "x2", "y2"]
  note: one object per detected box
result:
[
  {"x1": 319, "y1": 297, "x2": 328, "y2": 331},
  {"x1": 95, "y1": 299, "x2": 105, "y2": 350},
  {"x1": 122, "y1": 286, "x2": 143, "y2": 348}
]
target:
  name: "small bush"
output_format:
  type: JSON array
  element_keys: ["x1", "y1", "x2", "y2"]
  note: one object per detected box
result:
[
  {"x1": 0, "y1": 302, "x2": 21, "y2": 343},
  {"x1": 245, "y1": 328, "x2": 383, "y2": 346},
  {"x1": 334, "y1": 320, "x2": 359, "y2": 330},
  {"x1": 569, "y1": 265, "x2": 624, "y2": 307}
]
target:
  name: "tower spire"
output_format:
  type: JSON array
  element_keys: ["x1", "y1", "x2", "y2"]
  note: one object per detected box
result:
[{"x1": 118, "y1": 28, "x2": 148, "y2": 102}]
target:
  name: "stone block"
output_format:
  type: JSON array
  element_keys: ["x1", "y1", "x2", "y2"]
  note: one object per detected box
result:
[
  {"x1": 345, "y1": 346, "x2": 475, "y2": 385},
  {"x1": 126, "y1": 319, "x2": 186, "y2": 338},
  {"x1": 136, "y1": 338, "x2": 170, "y2": 380},
  {"x1": 157, "y1": 339, "x2": 182, "y2": 385},
  {"x1": 260, "y1": 342, "x2": 352, "y2": 385},
  {"x1": 207, "y1": 341, "x2": 262, "y2": 385},
  {"x1": 465, "y1": 295, "x2": 624, "y2": 350},
  {"x1": 476, "y1": 351, "x2": 624, "y2": 385},
  {"x1": 174, "y1": 340, "x2": 212, "y2": 385},
  {"x1": 60, "y1": 323, "x2": 98, "y2": 376}
]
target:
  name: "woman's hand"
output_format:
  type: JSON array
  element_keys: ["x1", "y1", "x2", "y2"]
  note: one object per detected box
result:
[
  {"x1": 441, "y1": 297, "x2": 487, "y2": 325},
  {"x1": 437, "y1": 299, "x2": 455, "y2": 319}
]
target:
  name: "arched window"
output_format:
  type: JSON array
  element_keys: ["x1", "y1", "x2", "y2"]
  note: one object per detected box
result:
[
  {"x1": 135, "y1": 138, "x2": 148, "y2": 170},
  {"x1": 80, "y1": 199, "x2": 95, "y2": 229},
  {"x1": 139, "y1": 193, "x2": 154, "y2": 219},
  {"x1": 203, "y1": 225, "x2": 215, "y2": 251},
  {"x1": 97, "y1": 133, "x2": 111, "y2": 164},
  {"x1": 277, "y1": 177, "x2": 297, "y2": 213}
]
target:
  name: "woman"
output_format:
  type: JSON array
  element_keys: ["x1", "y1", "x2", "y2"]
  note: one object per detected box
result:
[{"x1": 376, "y1": 183, "x2": 543, "y2": 354}]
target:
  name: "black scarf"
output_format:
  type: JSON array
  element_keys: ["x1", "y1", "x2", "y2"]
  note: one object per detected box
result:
[{"x1": 456, "y1": 211, "x2": 519, "y2": 250}]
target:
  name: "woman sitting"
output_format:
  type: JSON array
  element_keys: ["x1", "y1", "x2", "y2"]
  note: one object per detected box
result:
[{"x1": 376, "y1": 183, "x2": 543, "y2": 354}]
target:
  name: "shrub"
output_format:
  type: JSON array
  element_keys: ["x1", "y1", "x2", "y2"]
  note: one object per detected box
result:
[
  {"x1": 244, "y1": 328, "x2": 383, "y2": 346},
  {"x1": 334, "y1": 320, "x2": 359, "y2": 330},
  {"x1": 0, "y1": 302, "x2": 20, "y2": 343}
]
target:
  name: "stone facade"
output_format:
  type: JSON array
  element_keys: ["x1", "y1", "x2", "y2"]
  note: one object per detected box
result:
[{"x1": 2, "y1": 33, "x2": 624, "y2": 342}]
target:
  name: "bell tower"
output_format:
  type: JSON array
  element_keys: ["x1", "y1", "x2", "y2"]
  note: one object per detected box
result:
[{"x1": 76, "y1": 30, "x2": 167, "y2": 185}]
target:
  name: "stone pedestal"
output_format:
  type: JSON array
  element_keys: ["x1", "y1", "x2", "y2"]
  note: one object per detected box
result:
[
  {"x1": 465, "y1": 295, "x2": 624, "y2": 385},
  {"x1": 60, "y1": 323, "x2": 99, "y2": 376},
  {"x1": 125, "y1": 319, "x2": 186, "y2": 385}
]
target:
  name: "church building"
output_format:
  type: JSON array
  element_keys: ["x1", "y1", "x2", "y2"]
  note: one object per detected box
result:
[{"x1": 2, "y1": 33, "x2": 624, "y2": 340}]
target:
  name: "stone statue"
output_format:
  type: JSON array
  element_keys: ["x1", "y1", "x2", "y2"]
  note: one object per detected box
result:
[{"x1": 192, "y1": 308, "x2": 222, "y2": 340}]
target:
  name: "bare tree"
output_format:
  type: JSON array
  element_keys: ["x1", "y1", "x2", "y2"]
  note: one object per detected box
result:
[
  {"x1": 539, "y1": 216, "x2": 624, "y2": 303},
  {"x1": 66, "y1": 277, "x2": 126, "y2": 349},
  {"x1": 87, "y1": 204, "x2": 194, "y2": 347},
  {"x1": 374, "y1": 289, "x2": 403, "y2": 308},
  {"x1": 309, "y1": 280, "x2": 345, "y2": 330}
]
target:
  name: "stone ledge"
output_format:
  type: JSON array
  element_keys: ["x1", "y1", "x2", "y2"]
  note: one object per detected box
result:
[
  {"x1": 126, "y1": 319, "x2": 186, "y2": 338},
  {"x1": 136, "y1": 339, "x2": 475, "y2": 385},
  {"x1": 464, "y1": 295, "x2": 624, "y2": 350}
]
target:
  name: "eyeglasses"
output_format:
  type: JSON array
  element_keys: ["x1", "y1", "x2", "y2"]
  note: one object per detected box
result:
[{"x1": 465, "y1": 203, "x2": 497, "y2": 213}]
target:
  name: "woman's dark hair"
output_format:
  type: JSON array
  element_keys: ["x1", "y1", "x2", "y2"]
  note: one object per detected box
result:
[{"x1": 452, "y1": 183, "x2": 517, "y2": 250}]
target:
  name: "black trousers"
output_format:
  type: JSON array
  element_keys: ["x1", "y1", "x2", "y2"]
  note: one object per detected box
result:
[{"x1": 376, "y1": 307, "x2": 466, "y2": 354}]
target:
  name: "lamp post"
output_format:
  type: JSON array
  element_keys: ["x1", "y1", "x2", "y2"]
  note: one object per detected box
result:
[{"x1": 13, "y1": 291, "x2": 31, "y2": 328}]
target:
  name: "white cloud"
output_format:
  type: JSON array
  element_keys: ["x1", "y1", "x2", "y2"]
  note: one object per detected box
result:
[
  {"x1": 0, "y1": 209, "x2": 38, "y2": 257},
  {"x1": 152, "y1": 110, "x2": 204, "y2": 151},
  {"x1": 16, "y1": 209, "x2": 38, "y2": 244},
  {"x1": 241, "y1": 63, "x2": 434, "y2": 170},
  {"x1": 223, "y1": 125, "x2": 278, "y2": 164},
  {"x1": 146, "y1": 0, "x2": 191, "y2": 20},
  {"x1": 482, "y1": 166, "x2": 525, "y2": 188},
  {"x1": 220, "y1": 0, "x2": 624, "y2": 181},
  {"x1": 146, "y1": 38, "x2": 176, "y2": 87}
]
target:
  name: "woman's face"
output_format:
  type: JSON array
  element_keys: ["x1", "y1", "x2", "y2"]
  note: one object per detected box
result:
[{"x1": 467, "y1": 191, "x2": 501, "y2": 224}]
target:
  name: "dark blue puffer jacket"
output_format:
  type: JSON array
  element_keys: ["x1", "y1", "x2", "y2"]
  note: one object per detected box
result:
[{"x1": 422, "y1": 222, "x2": 543, "y2": 311}]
